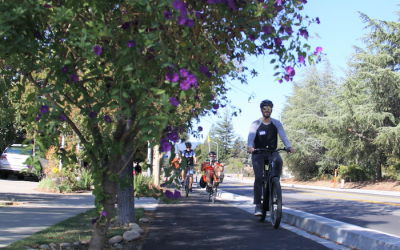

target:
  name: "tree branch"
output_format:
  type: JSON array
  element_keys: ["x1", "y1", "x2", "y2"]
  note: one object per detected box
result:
[{"x1": 345, "y1": 127, "x2": 374, "y2": 142}]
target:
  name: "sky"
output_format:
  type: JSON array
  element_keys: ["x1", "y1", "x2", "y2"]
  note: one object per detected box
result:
[{"x1": 190, "y1": 0, "x2": 400, "y2": 149}]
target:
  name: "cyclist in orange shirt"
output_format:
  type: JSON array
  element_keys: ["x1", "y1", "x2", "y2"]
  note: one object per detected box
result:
[{"x1": 201, "y1": 151, "x2": 225, "y2": 189}]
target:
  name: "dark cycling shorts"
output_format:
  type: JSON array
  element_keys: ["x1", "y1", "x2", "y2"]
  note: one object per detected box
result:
[{"x1": 186, "y1": 165, "x2": 194, "y2": 174}]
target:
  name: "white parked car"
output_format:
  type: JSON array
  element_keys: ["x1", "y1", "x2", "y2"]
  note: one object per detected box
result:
[{"x1": 0, "y1": 144, "x2": 46, "y2": 181}]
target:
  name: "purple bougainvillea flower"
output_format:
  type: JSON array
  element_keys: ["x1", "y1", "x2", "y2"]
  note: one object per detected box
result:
[
  {"x1": 164, "y1": 10, "x2": 172, "y2": 20},
  {"x1": 104, "y1": 115, "x2": 112, "y2": 123},
  {"x1": 262, "y1": 25, "x2": 272, "y2": 34},
  {"x1": 121, "y1": 22, "x2": 131, "y2": 30},
  {"x1": 89, "y1": 111, "x2": 97, "y2": 118},
  {"x1": 177, "y1": 15, "x2": 186, "y2": 25},
  {"x1": 91, "y1": 217, "x2": 99, "y2": 225},
  {"x1": 185, "y1": 19, "x2": 194, "y2": 27},
  {"x1": 165, "y1": 72, "x2": 172, "y2": 82},
  {"x1": 316, "y1": 46, "x2": 323, "y2": 53},
  {"x1": 180, "y1": 80, "x2": 191, "y2": 90},
  {"x1": 36, "y1": 116, "x2": 41, "y2": 121},
  {"x1": 166, "y1": 125, "x2": 172, "y2": 132},
  {"x1": 70, "y1": 74, "x2": 79, "y2": 82},
  {"x1": 43, "y1": 3, "x2": 51, "y2": 8},
  {"x1": 61, "y1": 66, "x2": 69, "y2": 73},
  {"x1": 40, "y1": 105, "x2": 49, "y2": 114},
  {"x1": 316, "y1": 17, "x2": 320, "y2": 24},
  {"x1": 302, "y1": 0, "x2": 307, "y2": 3},
  {"x1": 34, "y1": 31, "x2": 41, "y2": 38},
  {"x1": 274, "y1": 37, "x2": 282, "y2": 47},
  {"x1": 196, "y1": 11, "x2": 201, "y2": 19},
  {"x1": 180, "y1": 68, "x2": 189, "y2": 77},
  {"x1": 173, "y1": 0, "x2": 183, "y2": 10},
  {"x1": 101, "y1": 211, "x2": 107, "y2": 216},
  {"x1": 194, "y1": 95, "x2": 200, "y2": 100},
  {"x1": 127, "y1": 40, "x2": 136, "y2": 47},
  {"x1": 227, "y1": 0, "x2": 236, "y2": 10},
  {"x1": 172, "y1": 72, "x2": 179, "y2": 82},
  {"x1": 171, "y1": 132, "x2": 179, "y2": 143},
  {"x1": 198, "y1": 126, "x2": 203, "y2": 131},
  {"x1": 279, "y1": 79, "x2": 283, "y2": 83},
  {"x1": 284, "y1": 75, "x2": 290, "y2": 81},
  {"x1": 6, "y1": 64, "x2": 11, "y2": 70},
  {"x1": 299, "y1": 29, "x2": 309, "y2": 39},
  {"x1": 199, "y1": 65, "x2": 208, "y2": 74},
  {"x1": 249, "y1": 34, "x2": 256, "y2": 41},
  {"x1": 174, "y1": 190, "x2": 181, "y2": 199},
  {"x1": 298, "y1": 55, "x2": 305, "y2": 63},
  {"x1": 58, "y1": 114, "x2": 67, "y2": 122},
  {"x1": 285, "y1": 26, "x2": 293, "y2": 36},
  {"x1": 213, "y1": 104, "x2": 219, "y2": 110},
  {"x1": 205, "y1": 71, "x2": 212, "y2": 78},
  {"x1": 169, "y1": 97, "x2": 179, "y2": 107},
  {"x1": 93, "y1": 45, "x2": 102, "y2": 56},
  {"x1": 277, "y1": 0, "x2": 282, "y2": 4},
  {"x1": 187, "y1": 74, "x2": 197, "y2": 84},
  {"x1": 165, "y1": 190, "x2": 174, "y2": 199},
  {"x1": 27, "y1": 165, "x2": 31, "y2": 169},
  {"x1": 285, "y1": 66, "x2": 295, "y2": 77}
]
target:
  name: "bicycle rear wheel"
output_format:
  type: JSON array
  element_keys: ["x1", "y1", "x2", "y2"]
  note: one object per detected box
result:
[
  {"x1": 260, "y1": 180, "x2": 268, "y2": 222},
  {"x1": 185, "y1": 178, "x2": 189, "y2": 197},
  {"x1": 269, "y1": 177, "x2": 282, "y2": 228}
]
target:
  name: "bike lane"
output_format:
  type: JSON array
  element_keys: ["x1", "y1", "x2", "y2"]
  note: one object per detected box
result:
[{"x1": 140, "y1": 190, "x2": 337, "y2": 250}]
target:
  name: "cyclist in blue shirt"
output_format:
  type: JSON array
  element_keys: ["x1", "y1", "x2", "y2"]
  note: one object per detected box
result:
[
  {"x1": 179, "y1": 142, "x2": 197, "y2": 192},
  {"x1": 247, "y1": 99, "x2": 294, "y2": 216}
]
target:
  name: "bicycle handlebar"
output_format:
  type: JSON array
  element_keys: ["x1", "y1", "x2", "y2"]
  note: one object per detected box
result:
[{"x1": 253, "y1": 147, "x2": 290, "y2": 154}]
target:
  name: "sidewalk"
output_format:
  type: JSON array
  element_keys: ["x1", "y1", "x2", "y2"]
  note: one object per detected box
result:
[
  {"x1": 140, "y1": 189, "x2": 335, "y2": 250},
  {"x1": 0, "y1": 190, "x2": 158, "y2": 248}
]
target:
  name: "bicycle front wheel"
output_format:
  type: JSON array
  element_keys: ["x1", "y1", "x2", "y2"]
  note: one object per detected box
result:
[
  {"x1": 260, "y1": 180, "x2": 268, "y2": 222},
  {"x1": 269, "y1": 177, "x2": 282, "y2": 228}
]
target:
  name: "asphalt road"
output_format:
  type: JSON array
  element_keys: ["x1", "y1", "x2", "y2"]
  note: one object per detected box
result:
[{"x1": 220, "y1": 179, "x2": 400, "y2": 237}]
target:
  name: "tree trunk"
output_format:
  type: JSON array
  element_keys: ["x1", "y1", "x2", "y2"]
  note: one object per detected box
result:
[
  {"x1": 89, "y1": 161, "x2": 120, "y2": 250},
  {"x1": 376, "y1": 150, "x2": 382, "y2": 180},
  {"x1": 117, "y1": 147, "x2": 135, "y2": 225},
  {"x1": 152, "y1": 145, "x2": 161, "y2": 187}
]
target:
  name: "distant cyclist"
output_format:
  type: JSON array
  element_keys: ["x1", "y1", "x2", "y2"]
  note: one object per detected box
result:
[
  {"x1": 201, "y1": 151, "x2": 225, "y2": 188},
  {"x1": 247, "y1": 99, "x2": 294, "y2": 216},
  {"x1": 179, "y1": 142, "x2": 197, "y2": 192}
]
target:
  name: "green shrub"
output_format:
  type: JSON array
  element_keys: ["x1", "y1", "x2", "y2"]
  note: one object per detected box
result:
[
  {"x1": 37, "y1": 178, "x2": 60, "y2": 193},
  {"x1": 338, "y1": 164, "x2": 368, "y2": 182}
]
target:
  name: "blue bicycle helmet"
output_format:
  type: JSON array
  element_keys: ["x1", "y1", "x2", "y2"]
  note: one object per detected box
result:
[{"x1": 260, "y1": 99, "x2": 274, "y2": 108}]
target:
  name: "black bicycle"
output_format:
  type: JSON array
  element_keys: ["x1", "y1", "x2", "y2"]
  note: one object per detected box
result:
[
  {"x1": 253, "y1": 147, "x2": 289, "y2": 228},
  {"x1": 183, "y1": 166, "x2": 194, "y2": 197}
]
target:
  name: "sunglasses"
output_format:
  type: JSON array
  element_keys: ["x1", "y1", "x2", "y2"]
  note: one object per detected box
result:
[{"x1": 262, "y1": 106, "x2": 272, "y2": 111}]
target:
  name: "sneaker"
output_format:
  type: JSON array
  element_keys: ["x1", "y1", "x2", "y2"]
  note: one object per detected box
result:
[
  {"x1": 189, "y1": 188, "x2": 193, "y2": 193},
  {"x1": 254, "y1": 204, "x2": 262, "y2": 217}
]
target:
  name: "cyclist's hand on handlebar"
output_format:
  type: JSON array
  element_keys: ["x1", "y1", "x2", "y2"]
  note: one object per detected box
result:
[
  {"x1": 247, "y1": 147, "x2": 255, "y2": 154},
  {"x1": 287, "y1": 147, "x2": 294, "y2": 153}
]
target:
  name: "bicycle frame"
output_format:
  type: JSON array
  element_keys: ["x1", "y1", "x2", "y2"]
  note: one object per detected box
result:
[{"x1": 254, "y1": 147, "x2": 288, "y2": 226}]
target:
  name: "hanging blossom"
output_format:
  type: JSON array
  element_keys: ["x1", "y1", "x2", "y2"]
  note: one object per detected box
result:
[
  {"x1": 165, "y1": 190, "x2": 174, "y2": 199},
  {"x1": 173, "y1": 190, "x2": 181, "y2": 199},
  {"x1": 127, "y1": 40, "x2": 136, "y2": 48},
  {"x1": 169, "y1": 97, "x2": 179, "y2": 107},
  {"x1": 101, "y1": 211, "x2": 107, "y2": 216},
  {"x1": 40, "y1": 105, "x2": 49, "y2": 114},
  {"x1": 61, "y1": 66, "x2": 69, "y2": 73},
  {"x1": 93, "y1": 45, "x2": 102, "y2": 56},
  {"x1": 104, "y1": 115, "x2": 112, "y2": 123},
  {"x1": 70, "y1": 74, "x2": 79, "y2": 82},
  {"x1": 285, "y1": 66, "x2": 295, "y2": 77},
  {"x1": 89, "y1": 111, "x2": 97, "y2": 118},
  {"x1": 164, "y1": 10, "x2": 172, "y2": 20}
]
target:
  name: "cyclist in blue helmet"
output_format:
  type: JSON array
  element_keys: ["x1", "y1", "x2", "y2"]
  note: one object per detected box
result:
[{"x1": 247, "y1": 99, "x2": 294, "y2": 216}]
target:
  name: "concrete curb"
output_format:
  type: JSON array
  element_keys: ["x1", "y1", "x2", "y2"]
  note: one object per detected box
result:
[
  {"x1": 282, "y1": 208, "x2": 400, "y2": 250},
  {"x1": 215, "y1": 186, "x2": 400, "y2": 250}
]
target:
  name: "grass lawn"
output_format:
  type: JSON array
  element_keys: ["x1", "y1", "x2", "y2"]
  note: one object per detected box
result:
[{"x1": 5, "y1": 207, "x2": 146, "y2": 250}]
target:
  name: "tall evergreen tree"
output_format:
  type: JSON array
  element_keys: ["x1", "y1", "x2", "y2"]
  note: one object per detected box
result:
[
  {"x1": 213, "y1": 109, "x2": 236, "y2": 162},
  {"x1": 282, "y1": 61, "x2": 339, "y2": 180}
]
